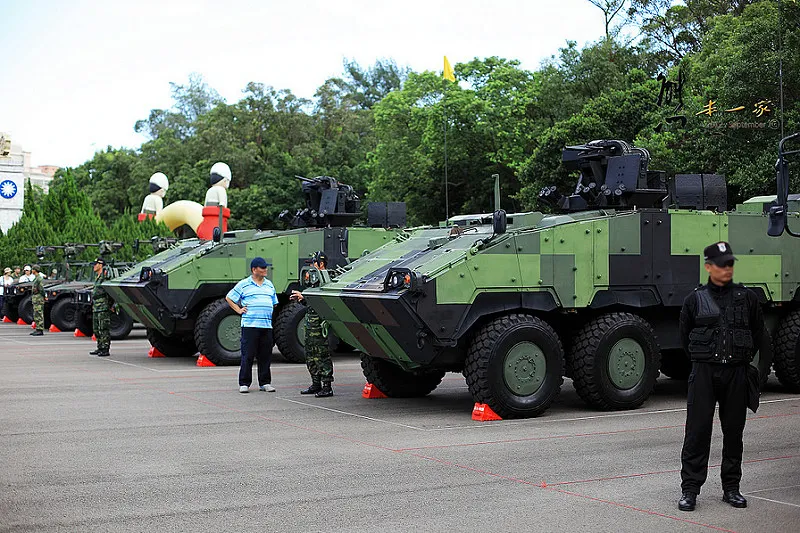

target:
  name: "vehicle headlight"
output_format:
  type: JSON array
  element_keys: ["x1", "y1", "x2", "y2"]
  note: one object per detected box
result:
[{"x1": 383, "y1": 268, "x2": 423, "y2": 292}]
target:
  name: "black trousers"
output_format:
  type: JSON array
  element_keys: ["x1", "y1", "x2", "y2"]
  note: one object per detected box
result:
[
  {"x1": 238, "y1": 327, "x2": 274, "y2": 387},
  {"x1": 680, "y1": 362, "x2": 748, "y2": 494}
]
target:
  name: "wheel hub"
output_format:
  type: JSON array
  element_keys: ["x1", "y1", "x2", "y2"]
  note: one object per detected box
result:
[
  {"x1": 297, "y1": 318, "x2": 306, "y2": 348},
  {"x1": 503, "y1": 341, "x2": 546, "y2": 396},
  {"x1": 608, "y1": 338, "x2": 645, "y2": 390},
  {"x1": 218, "y1": 315, "x2": 242, "y2": 352}
]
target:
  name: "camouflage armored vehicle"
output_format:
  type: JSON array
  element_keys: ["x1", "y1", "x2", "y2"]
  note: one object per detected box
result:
[
  {"x1": 103, "y1": 176, "x2": 405, "y2": 365},
  {"x1": 303, "y1": 138, "x2": 800, "y2": 419}
]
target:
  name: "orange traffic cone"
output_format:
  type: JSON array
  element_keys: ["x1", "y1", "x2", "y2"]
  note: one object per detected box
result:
[
  {"x1": 48, "y1": 324, "x2": 62, "y2": 333},
  {"x1": 471, "y1": 403, "x2": 503, "y2": 421},
  {"x1": 148, "y1": 346, "x2": 166, "y2": 358},
  {"x1": 16, "y1": 318, "x2": 27, "y2": 325},
  {"x1": 2, "y1": 316, "x2": 12, "y2": 323},
  {"x1": 73, "y1": 328, "x2": 87, "y2": 337},
  {"x1": 361, "y1": 382, "x2": 387, "y2": 399},
  {"x1": 196, "y1": 354, "x2": 216, "y2": 367}
]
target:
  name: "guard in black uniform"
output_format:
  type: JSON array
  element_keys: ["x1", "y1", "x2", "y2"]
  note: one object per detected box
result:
[{"x1": 677, "y1": 241, "x2": 764, "y2": 512}]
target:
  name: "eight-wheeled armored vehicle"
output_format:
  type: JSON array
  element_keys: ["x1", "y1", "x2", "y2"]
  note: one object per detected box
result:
[
  {"x1": 103, "y1": 176, "x2": 405, "y2": 365},
  {"x1": 303, "y1": 138, "x2": 800, "y2": 419}
]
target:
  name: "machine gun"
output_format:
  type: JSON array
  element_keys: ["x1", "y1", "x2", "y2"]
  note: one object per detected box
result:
[
  {"x1": 538, "y1": 140, "x2": 669, "y2": 212},
  {"x1": 133, "y1": 236, "x2": 179, "y2": 255},
  {"x1": 768, "y1": 133, "x2": 800, "y2": 237},
  {"x1": 278, "y1": 175, "x2": 362, "y2": 228}
]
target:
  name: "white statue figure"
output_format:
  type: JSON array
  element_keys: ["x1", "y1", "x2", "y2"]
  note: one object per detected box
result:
[
  {"x1": 204, "y1": 162, "x2": 231, "y2": 208},
  {"x1": 141, "y1": 172, "x2": 169, "y2": 215}
]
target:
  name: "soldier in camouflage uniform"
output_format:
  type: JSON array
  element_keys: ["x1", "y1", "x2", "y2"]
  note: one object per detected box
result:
[
  {"x1": 291, "y1": 251, "x2": 334, "y2": 398},
  {"x1": 89, "y1": 258, "x2": 111, "y2": 357},
  {"x1": 29, "y1": 265, "x2": 45, "y2": 336}
]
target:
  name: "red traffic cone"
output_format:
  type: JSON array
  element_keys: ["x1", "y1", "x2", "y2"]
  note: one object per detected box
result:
[
  {"x1": 91, "y1": 334, "x2": 97, "y2": 341},
  {"x1": 471, "y1": 403, "x2": 502, "y2": 421},
  {"x1": 196, "y1": 354, "x2": 216, "y2": 367},
  {"x1": 49, "y1": 324, "x2": 62, "y2": 333},
  {"x1": 148, "y1": 346, "x2": 166, "y2": 358},
  {"x1": 361, "y1": 382, "x2": 387, "y2": 399},
  {"x1": 16, "y1": 318, "x2": 27, "y2": 325},
  {"x1": 2, "y1": 316, "x2": 12, "y2": 323},
  {"x1": 73, "y1": 328, "x2": 87, "y2": 337},
  {"x1": 31, "y1": 322, "x2": 36, "y2": 329}
]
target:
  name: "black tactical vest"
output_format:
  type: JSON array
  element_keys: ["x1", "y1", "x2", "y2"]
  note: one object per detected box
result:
[{"x1": 687, "y1": 284, "x2": 754, "y2": 364}]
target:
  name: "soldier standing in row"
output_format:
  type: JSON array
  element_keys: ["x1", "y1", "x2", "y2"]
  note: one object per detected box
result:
[
  {"x1": 677, "y1": 241, "x2": 765, "y2": 512},
  {"x1": 29, "y1": 265, "x2": 44, "y2": 336},
  {"x1": 89, "y1": 258, "x2": 111, "y2": 357},
  {"x1": 292, "y1": 251, "x2": 334, "y2": 398}
]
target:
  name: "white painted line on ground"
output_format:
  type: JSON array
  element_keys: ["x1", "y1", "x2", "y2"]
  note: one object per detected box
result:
[
  {"x1": 100, "y1": 358, "x2": 234, "y2": 373},
  {"x1": 428, "y1": 398, "x2": 800, "y2": 431},
  {"x1": 744, "y1": 494, "x2": 800, "y2": 508},
  {"x1": 746, "y1": 484, "x2": 800, "y2": 494},
  {"x1": 280, "y1": 397, "x2": 425, "y2": 430}
]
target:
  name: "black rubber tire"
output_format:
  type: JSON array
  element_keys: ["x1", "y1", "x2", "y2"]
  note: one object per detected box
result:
[
  {"x1": 361, "y1": 354, "x2": 446, "y2": 397},
  {"x1": 18, "y1": 295, "x2": 33, "y2": 324},
  {"x1": 50, "y1": 298, "x2": 78, "y2": 332},
  {"x1": 659, "y1": 349, "x2": 691, "y2": 380},
  {"x1": 76, "y1": 309, "x2": 93, "y2": 337},
  {"x1": 274, "y1": 301, "x2": 307, "y2": 363},
  {"x1": 569, "y1": 312, "x2": 661, "y2": 410},
  {"x1": 109, "y1": 309, "x2": 134, "y2": 340},
  {"x1": 464, "y1": 313, "x2": 564, "y2": 418},
  {"x1": 194, "y1": 299, "x2": 241, "y2": 366},
  {"x1": 146, "y1": 328, "x2": 198, "y2": 358},
  {"x1": 2, "y1": 299, "x2": 19, "y2": 322},
  {"x1": 773, "y1": 310, "x2": 800, "y2": 392}
]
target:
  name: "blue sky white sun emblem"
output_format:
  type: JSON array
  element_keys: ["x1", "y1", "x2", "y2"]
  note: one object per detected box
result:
[{"x1": 0, "y1": 180, "x2": 18, "y2": 200}]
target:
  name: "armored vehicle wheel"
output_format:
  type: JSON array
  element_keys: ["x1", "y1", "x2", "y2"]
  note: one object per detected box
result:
[
  {"x1": 146, "y1": 328, "x2": 198, "y2": 358},
  {"x1": 109, "y1": 310, "x2": 134, "y2": 340},
  {"x1": 194, "y1": 299, "x2": 242, "y2": 366},
  {"x1": 2, "y1": 299, "x2": 19, "y2": 322},
  {"x1": 76, "y1": 310, "x2": 93, "y2": 336},
  {"x1": 569, "y1": 312, "x2": 660, "y2": 410},
  {"x1": 773, "y1": 310, "x2": 800, "y2": 392},
  {"x1": 659, "y1": 350, "x2": 691, "y2": 380},
  {"x1": 18, "y1": 295, "x2": 33, "y2": 324},
  {"x1": 50, "y1": 298, "x2": 78, "y2": 332},
  {"x1": 361, "y1": 354, "x2": 446, "y2": 397},
  {"x1": 464, "y1": 313, "x2": 564, "y2": 418},
  {"x1": 274, "y1": 301, "x2": 307, "y2": 363}
]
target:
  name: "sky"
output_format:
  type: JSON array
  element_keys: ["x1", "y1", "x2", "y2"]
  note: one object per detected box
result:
[{"x1": 0, "y1": 0, "x2": 609, "y2": 168}]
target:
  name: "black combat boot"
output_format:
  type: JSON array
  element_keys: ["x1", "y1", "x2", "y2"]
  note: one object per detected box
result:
[
  {"x1": 678, "y1": 491, "x2": 697, "y2": 512},
  {"x1": 30, "y1": 330, "x2": 43, "y2": 336},
  {"x1": 89, "y1": 349, "x2": 101, "y2": 355},
  {"x1": 315, "y1": 383, "x2": 333, "y2": 398},
  {"x1": 300, "y1": 383, "x2": 322, "y2": 395},
  {"x1": 96, "y1": 350, "x2": 110, "y2": 357},
  {"x1": 722, "y1": 490, "x2": 747, "y2": 508}
]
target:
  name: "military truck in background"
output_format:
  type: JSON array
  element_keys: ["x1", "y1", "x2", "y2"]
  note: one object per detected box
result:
[
  {"x1": 71, "y1": 238, "x2": 179, "y2": 339},
  {"x1": 103, "y1": 176, "x2": 406, "y2": 365},
  {"x1": 303, "y1": 138, "x2": 800, "y2": 419}
]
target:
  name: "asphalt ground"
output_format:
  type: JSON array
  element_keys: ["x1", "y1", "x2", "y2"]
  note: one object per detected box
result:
[{"x1": 1, "y1": 321, "x2": 799, "y2": 533}]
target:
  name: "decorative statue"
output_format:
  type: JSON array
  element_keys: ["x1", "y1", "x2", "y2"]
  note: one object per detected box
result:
[
  {"x1": 204, "y1": 162, "x2": 231, "y2": 208},
  {"x1": 141, "y1": 172, "x2": 169, "y2": 215}
]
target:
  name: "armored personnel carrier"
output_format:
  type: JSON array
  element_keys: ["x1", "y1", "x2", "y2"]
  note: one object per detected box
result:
[
  {"x1": 303, "y1": 138, "x2": 800, "y2": 418},
  {"x1": 103, "y1": 176, "x2": 405, "y2": 365}
]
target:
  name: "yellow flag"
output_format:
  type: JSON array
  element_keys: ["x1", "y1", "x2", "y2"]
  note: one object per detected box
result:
[{"x1": 443, "y1": 56, "x2": 455, "y2": 82}]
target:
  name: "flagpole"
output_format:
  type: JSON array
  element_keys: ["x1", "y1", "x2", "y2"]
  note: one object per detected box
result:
[{"x1": 444, "y1": 87, "x2": 449, "y2": 222}]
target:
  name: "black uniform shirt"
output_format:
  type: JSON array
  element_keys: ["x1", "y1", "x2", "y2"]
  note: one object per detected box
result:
[{"x1": 679, "y1": 279, "x2": 764, "y2": 361}]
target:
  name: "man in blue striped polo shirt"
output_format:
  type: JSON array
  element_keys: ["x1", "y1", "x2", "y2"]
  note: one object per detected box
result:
[{"x1": 226, "y1": 257, "x2": 279, "y2": 393}]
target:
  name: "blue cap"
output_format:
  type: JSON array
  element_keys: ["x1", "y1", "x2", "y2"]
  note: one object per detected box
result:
[{"x1": 250, "y1": 257, "x2": 268, "y2": 269}]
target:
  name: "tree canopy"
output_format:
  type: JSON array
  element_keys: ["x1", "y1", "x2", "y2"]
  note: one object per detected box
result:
[{"x1": 3, "y1": 0, "x2": 798, "y2": 263}]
